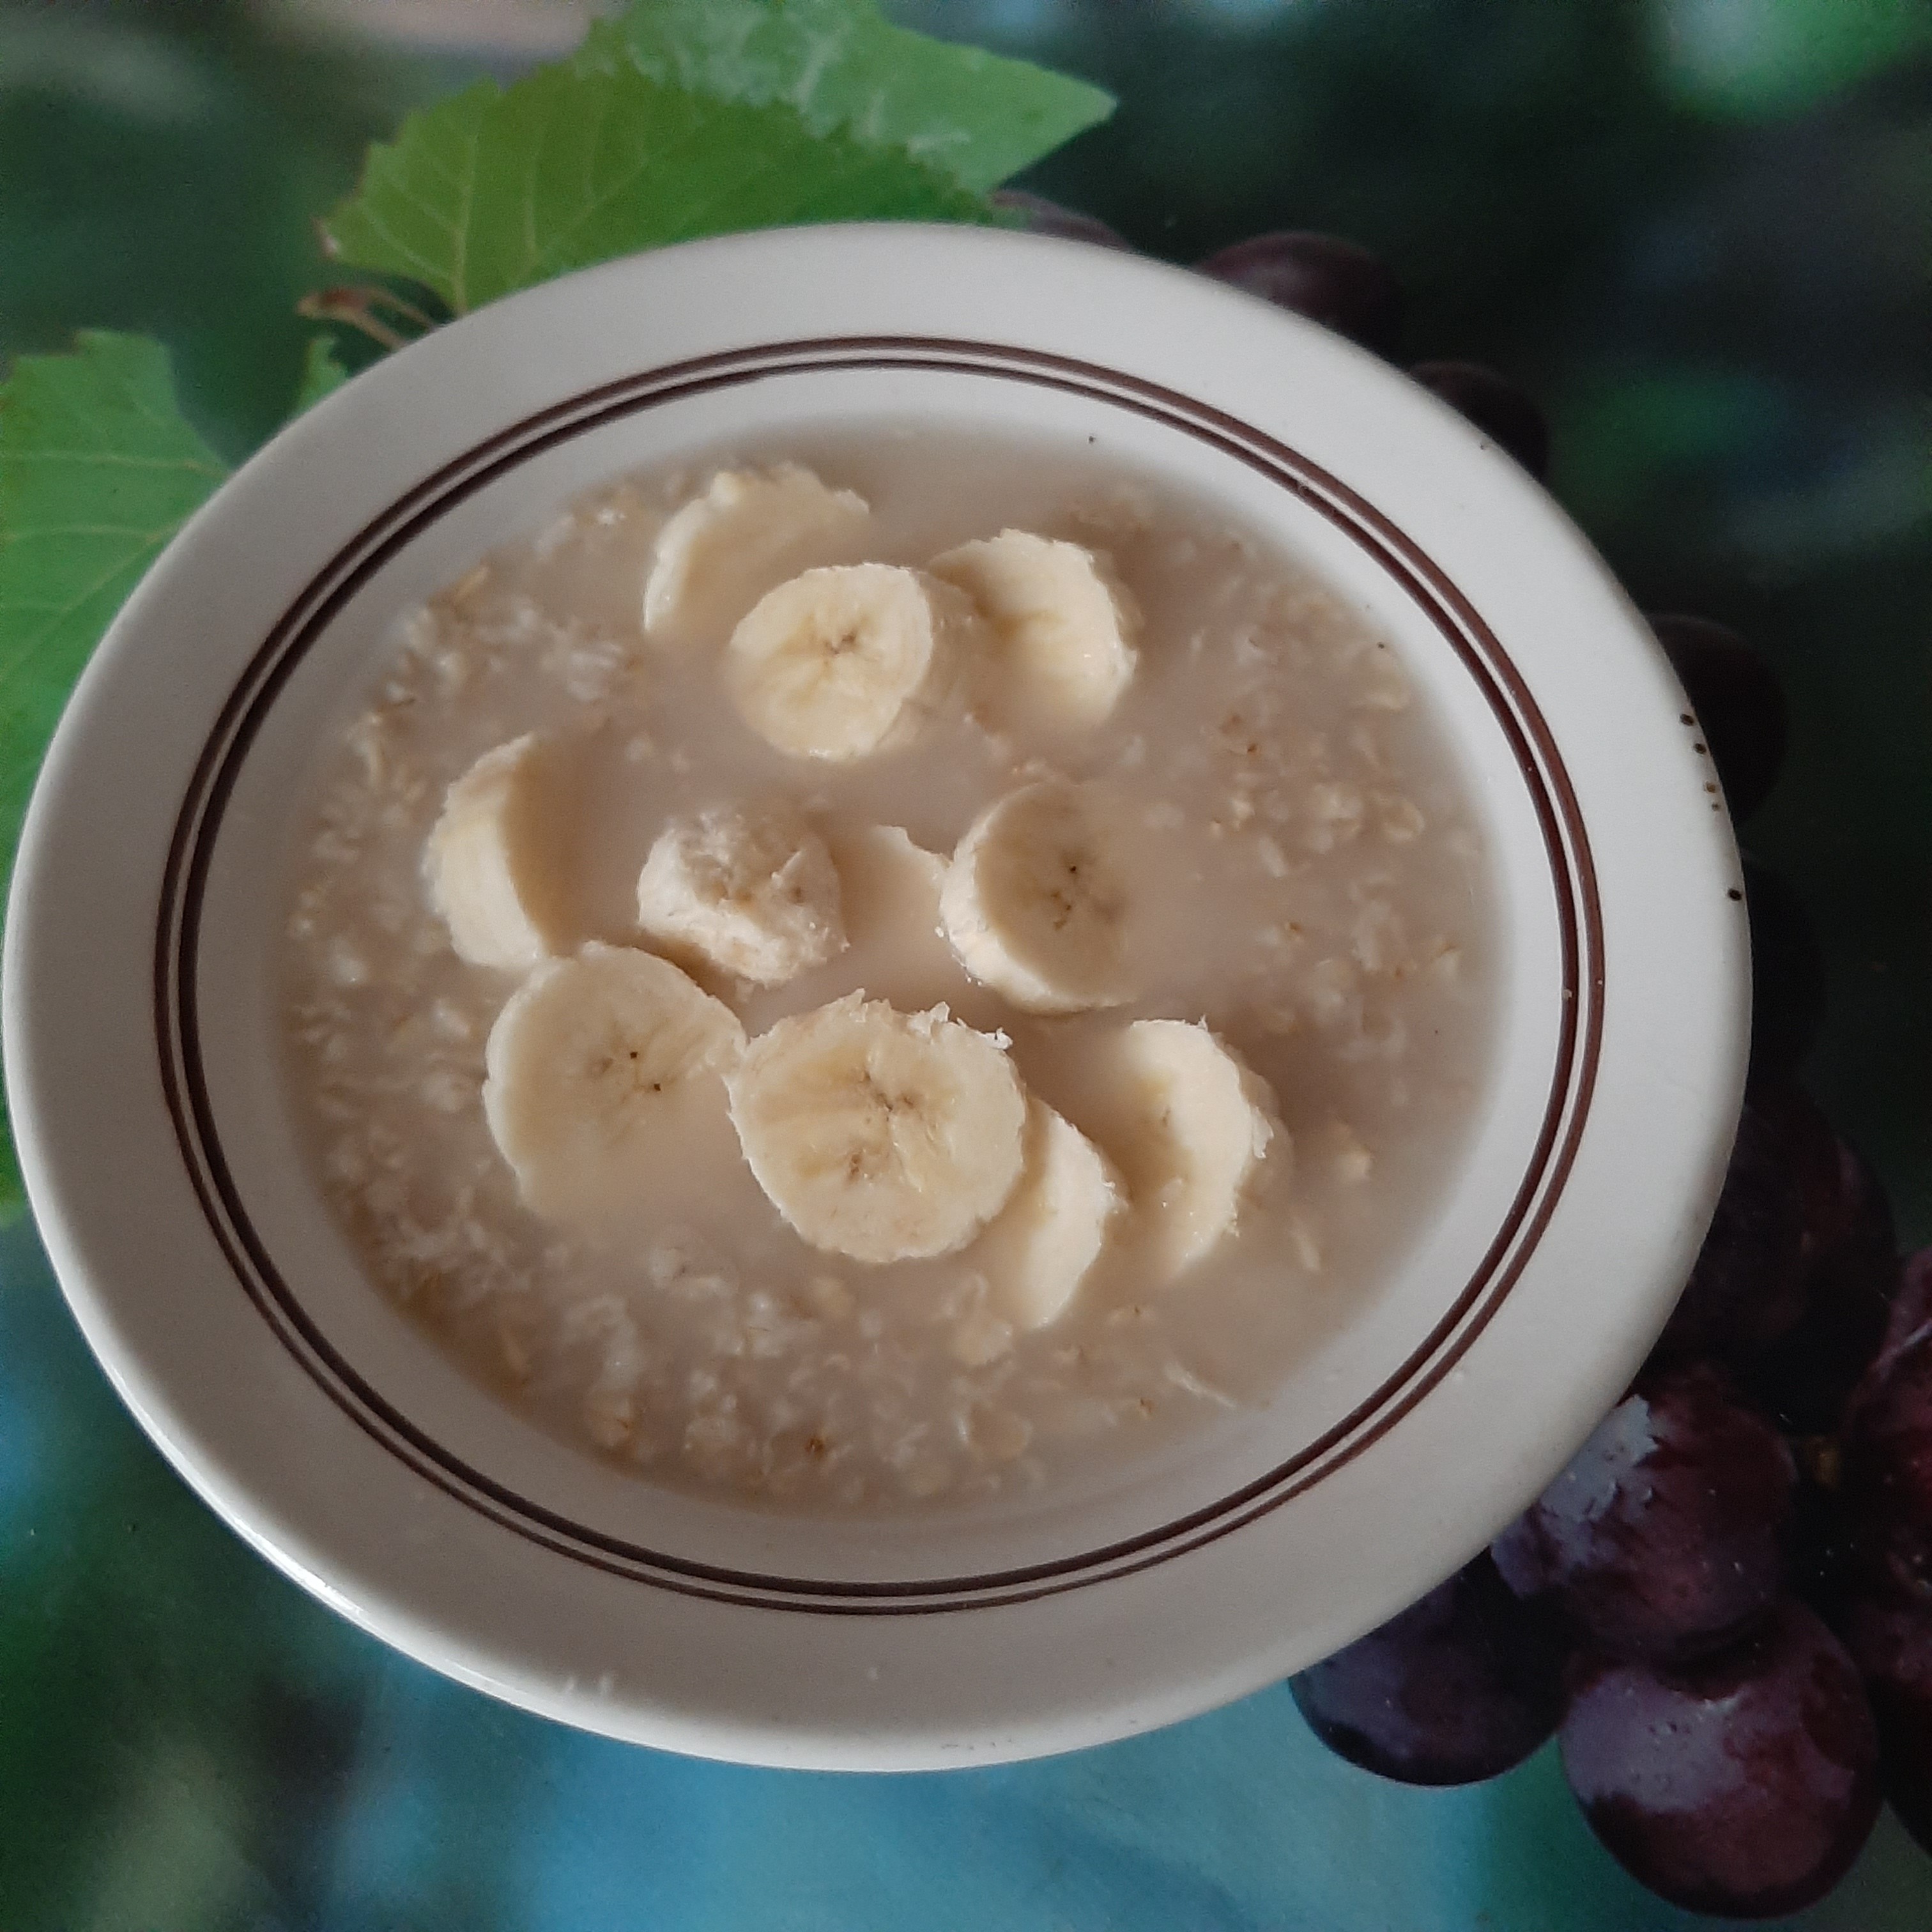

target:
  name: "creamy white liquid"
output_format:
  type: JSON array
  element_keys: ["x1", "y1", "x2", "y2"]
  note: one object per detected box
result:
[{"x1": 282, "y1": 427, "x2": 1494, "y2": 1513}]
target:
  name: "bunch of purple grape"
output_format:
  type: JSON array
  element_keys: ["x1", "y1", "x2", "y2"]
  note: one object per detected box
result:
[
  {"x1": 1002, "y1": 199, "x2": 1922, "y2": 1916},
  {"x1": 1294, "y1": 1143, "x2": 1926, "y2": 1922}
]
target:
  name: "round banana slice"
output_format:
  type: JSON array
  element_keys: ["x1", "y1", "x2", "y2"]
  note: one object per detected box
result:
[
  {"x1": 1096, "y1": 1019, "x2": 1287, "y2": 1282},
  {"x1": 643, "y1": 463, "x2": 870, "y2": 645},
  {"x1": 425, "y1": 733, "x2": 578, "y2": 971},
  {"x1": 930, "y1": 528, "x2": 1140, "y2": 730},
  {"x1": 972, "y1": 1098, "x2": 1126, "y2": 1331},
  {"x1": 939, "y1": 779, "x2": 1133, "y2": 1014},
  {"x1": 728, "y1": 993, "x2": 1027, "y2": 1265},
  {"x1": 636, "y1": 799, "x2": 846, "y2": 987},
  {"x1": 484, "y1": 942, "x2": 746, "y2": 1227},
  {"x1": 726, "y1": 564, "x2": 979, "y2": 762}
]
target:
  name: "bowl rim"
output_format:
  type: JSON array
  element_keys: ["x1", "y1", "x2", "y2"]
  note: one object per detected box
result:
[{"x1": 3, "y1": 222, "x2": 1749, "y2": 1767}]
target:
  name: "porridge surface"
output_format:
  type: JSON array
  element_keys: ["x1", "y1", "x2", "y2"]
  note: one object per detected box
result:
[{"x1": 282, "y1": 427, "x2": 1493, "y2": 1513}]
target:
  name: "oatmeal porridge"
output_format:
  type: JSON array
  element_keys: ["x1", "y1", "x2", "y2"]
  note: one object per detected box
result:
[{"x1": 282, "y1": 429, "x2": 1494, "y2": 1512}]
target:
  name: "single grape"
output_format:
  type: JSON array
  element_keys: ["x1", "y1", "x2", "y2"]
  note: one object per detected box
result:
[
  {"x1": 1652, "y1": 1088, "x2": 1807, "y2": 1360},
  {"x1": 1794, "y1": 1098, "x2": 1897, "y2": 1279},
  {"x1": 1877, "y1": 1246, "x2": 1932, "y2": 1372},
  {"x1": 1834, "y1": 1250, "x2": 1932, "y2": 1598},
  {"x1": 1840, "y1": 1588, "x2": 1932, "y2": 1855},
  {"x1": 1648, "y1": 613, "x2": 1790, "y2": 822},
  {"x1": 1841, "y1": 1313, "x2": 1932, "y2": 1603},
  {"x1": 1561, "y1": 1601, "x2": 1882, "y2": 1919},
  {"x1": 1193, "y1": 231, "x2": 1404, "y2": 355},
  {"x1": 1491, "y1": 1362, "x2": 1794, "y2": 1661},
  {"x1": 1733, "y1": 1094, "x2": 1897, "y2": 1434},
  {"x1": 1290, "y1": 1554, "x2": 1568, "y2": 1785},
  {"x1": 1407, "y1": 361, "x2": 1550, "y2": 480},
  {"x1": 1771, "y1": 1083, "x2": 1862, "y2": 1259},
  {"x1": 1742, "y1": 859, "x2": 1828, "y2": 1081},
  {"x1": 988, "y1": 188, "x2": 1129, "y2": 250}
]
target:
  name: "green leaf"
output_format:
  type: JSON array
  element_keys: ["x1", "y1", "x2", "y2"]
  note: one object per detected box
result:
[
  {"x1": 578, "y1": 0, "x2": 1113, "y2": 193},
  {"x1": 322, "y1": 61, "x2": 992, "y2": 316},
  {"x1": 293, "y1": 335, "x2": 350, "y2": 413},
  {"x1": 0, "y1": 334, "x2": 227, "y2": 893},
  {"x1": 0, "y1": 332, "x2": 228, "y2": 1221}
]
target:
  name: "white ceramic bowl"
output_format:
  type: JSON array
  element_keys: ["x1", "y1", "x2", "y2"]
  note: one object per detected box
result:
[{"x1": 3, "y1": 224, "x2": 1748, "y2": 1770}]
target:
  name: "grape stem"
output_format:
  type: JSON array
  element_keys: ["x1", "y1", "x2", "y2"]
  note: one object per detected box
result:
[{"x1": 295, "y1": 284, "x2": 436, "y2": 352}]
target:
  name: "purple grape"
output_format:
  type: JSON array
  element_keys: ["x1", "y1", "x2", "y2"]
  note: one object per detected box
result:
[
  {"x1": 1407, "y1": 360, "x2": 1550, "y2": 480},
  {"x1": 1492, "y1": 1363, "x2": 1794, "y2": 1662},
  {"x1": 1742, "y1": 859, "x2": 1828, "y2": 1082},
  {"x1": 1834, "y1": 1269, "x2": 1932, "y2": 1848},
  {"x1": 1841, "y1": 1588, "x2": 1932, "y2": 1855},
  {"x1": 988, "y1": 189, "x2": 1129, "y2": 250},
  {"x1": 1733, "y1": 1095, "x2": 1897, "y2": 1434},
  {"x1": 1290, "y1": 1554, "x2": 1568, "y2": 1785},
  {"x1": 1561, "y1": 1601, "x2": 1881, "y2": 1919},
  {"x1": 1794, "y1": 1101, "x2": 1896, "y2": 1284},
  {"x1": 1877, "y1": 1246, "x2": 1932, "y2": 1374},
  {"x1": 1193, "y1": 231, "x2": 1404, "y2": 355},
  {"x1": 1652, "y1": 1088, "x2": 1807, "y2": 1360},
  {"x1": 1841, "y1": 1307, "x2": 1932, "y2": 1603},
  {"x1": 1649, "y1": 613, "x2": 1790, "y2": 823},
  {"x1": 1772, "y1": 1083, "x2": 1857, "y2": 1264}
]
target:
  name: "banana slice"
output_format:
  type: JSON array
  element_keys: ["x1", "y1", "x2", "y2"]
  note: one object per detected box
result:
[
  {"x1": 931, "y1": 528, "x2": 1139, "y2": 730},
  {"x1": 1094, "y1": 1020, "x2": 1286, "y2": 1281},
  {"x1": 483, "y1": 942, "x2": 745, "y2": 1227},
  {"x1": 939, "y1": 779, "x2": 1133, "y2": 1013},
  {"x1": 636, "y1": 799, "x2": 846, "y2": 987},
  {"x1": 425, "y1": 733, "x2": 578, "y2": 970},
  {"x1": 643, "y1": 463, "x2": 869, "y2": 645},
  {"x1": 973, "y1": 1098, "x2": 1126, "y2": 1330},
  {"x1": 728, "y1": 993, "x2": 1027, "y2": 1264},
  {"x1": 726, "y1": 564, "x2": 980, "y2": 762}
]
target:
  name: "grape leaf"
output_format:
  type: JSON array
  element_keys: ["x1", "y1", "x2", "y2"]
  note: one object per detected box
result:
[
  {"x1": 0, "y1": 332, "x2": 229, "y2": 1220},
  {"x1": 576, "y1": 0, "x2": 1113, "y2": 193},
  {"x1": 321, "y1": 60, "x2": 992, "y2": 316},
  {"x1": 0, "y1": 334, "x2": 227, "y2": 898},
  {"x1": 293, "y1": 336, "x2": 350, "y2": 413}
]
